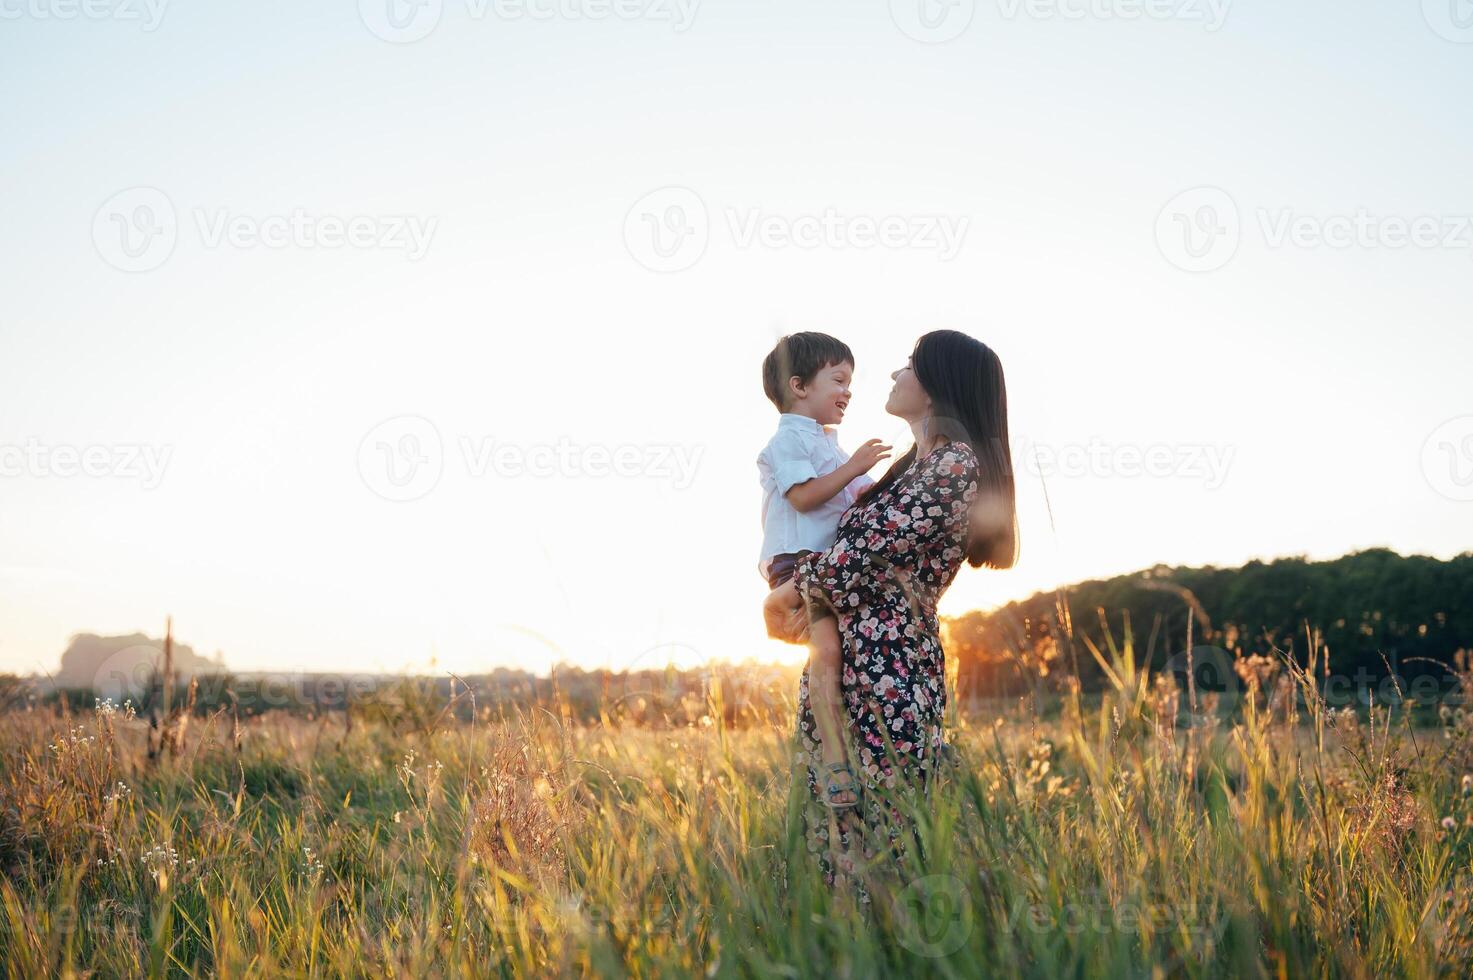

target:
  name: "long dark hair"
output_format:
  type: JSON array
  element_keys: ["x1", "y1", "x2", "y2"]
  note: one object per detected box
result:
[{"x1": 860, "y1": 330, "x2": 1018, "y2": 570}]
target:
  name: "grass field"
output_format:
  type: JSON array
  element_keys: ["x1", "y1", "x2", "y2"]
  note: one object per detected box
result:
[{"x1": 3, "y1": 652, "x2": 1473, "y2": 977}]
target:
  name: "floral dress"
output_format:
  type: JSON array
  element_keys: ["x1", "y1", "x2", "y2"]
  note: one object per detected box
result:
[{"x1": 791, "y1": 441, "x2": 979, "y2": 891}]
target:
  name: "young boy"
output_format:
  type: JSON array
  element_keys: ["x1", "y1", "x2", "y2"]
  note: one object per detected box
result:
[{"x1": 758, "y1": 332, "x2": 890, "y2": 810}]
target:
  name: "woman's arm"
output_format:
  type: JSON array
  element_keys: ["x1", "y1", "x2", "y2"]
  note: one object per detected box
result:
[{"x1": 762, "y1": 581, "x2": 809, "y2": 643}]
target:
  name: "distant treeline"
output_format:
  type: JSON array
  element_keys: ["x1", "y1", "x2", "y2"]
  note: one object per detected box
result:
[
  {"x1": 36, "y1": 664, "x2": 803, "y2": 730},
  {"x1": 943, "y1": 548, "x2": 1473, "y2": 699},
  {"x1": 16, "y1": 549, "x2": 1470, "y2": 721}
]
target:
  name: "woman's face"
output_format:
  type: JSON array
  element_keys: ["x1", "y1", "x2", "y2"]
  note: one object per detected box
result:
[{"x1": 885, "y1": 356, "x2": 932, "y2": 422}]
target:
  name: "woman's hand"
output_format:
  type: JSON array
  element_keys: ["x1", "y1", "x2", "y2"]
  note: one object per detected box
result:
[{"x1": 763, "y1": 581, "x2": 810, "y2": 644}]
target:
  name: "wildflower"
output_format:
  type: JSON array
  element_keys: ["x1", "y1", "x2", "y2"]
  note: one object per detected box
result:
[
  {"x1": 49, "y1": 725, "x2": 97, "y2": 753},
  {"x1": 141, "y1": 844, "x2": 179, "y2": 887},
  {"x1": 1442, "y1": 816, "x2": 1458, "y2": 832},
  {"x1": 1463, "y1": 774, "x2": 1472, "y2": 795},
  {"x1": 142, "y1": 843, "x2": 178, "y2": 867}
]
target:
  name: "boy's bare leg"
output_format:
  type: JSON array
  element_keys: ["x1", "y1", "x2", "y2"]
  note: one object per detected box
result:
[{"x1": 808, "y1": 614, "x2": 857, "y2": 807}]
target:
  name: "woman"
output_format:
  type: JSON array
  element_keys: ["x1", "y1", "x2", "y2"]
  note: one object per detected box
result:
[{"x1": 763, "y1": 329, "x2": 1018, "y2": 893}]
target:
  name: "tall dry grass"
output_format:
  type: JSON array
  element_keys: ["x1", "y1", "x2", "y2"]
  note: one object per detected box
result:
[{"x1": 2, "y1": 644, "x2": 1471, "y2": 977}]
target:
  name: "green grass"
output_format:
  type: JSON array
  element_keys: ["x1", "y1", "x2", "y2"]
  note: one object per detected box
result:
[{"x1": 2, "y1": 669, "x2": 1472, "y2": 977}]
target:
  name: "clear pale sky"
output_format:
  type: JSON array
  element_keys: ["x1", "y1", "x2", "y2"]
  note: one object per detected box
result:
[{"x1": 2, "y1": 0, "x2": 1470, "y2": 676}]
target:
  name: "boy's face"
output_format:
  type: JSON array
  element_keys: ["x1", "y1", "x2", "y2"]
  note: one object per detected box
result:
[{"x1": 787, "y1": 360, "x2": 853, "y2": 425}]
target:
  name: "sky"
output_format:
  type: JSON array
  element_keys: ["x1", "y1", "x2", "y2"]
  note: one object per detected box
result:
[{"x1": 1, "y1": 0, "x2": 1471, "y2": 677}]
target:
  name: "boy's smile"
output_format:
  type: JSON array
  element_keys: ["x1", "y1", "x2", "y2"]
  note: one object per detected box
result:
[{"x1": 789, "y1": 360, "x2": 854, "y2": 427}]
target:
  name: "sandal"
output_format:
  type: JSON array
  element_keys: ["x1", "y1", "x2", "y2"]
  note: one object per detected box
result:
[{"x1": 821, "y1": 763, "x2": 861, "y2": 810}]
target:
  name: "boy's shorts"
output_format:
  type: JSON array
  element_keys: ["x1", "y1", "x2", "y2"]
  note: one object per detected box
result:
[{"x1": 765, "y1": 550, "x2": 834, "y2": 623}]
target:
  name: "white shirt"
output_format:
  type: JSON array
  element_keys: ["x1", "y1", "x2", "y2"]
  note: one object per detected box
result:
[{"x1": 757, "y1": 413, "x2": 874, "y2": 576}]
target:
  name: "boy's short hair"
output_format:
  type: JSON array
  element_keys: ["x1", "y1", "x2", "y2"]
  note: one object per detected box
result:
[{"x1": 762, "y1": 332, "x2": 855, "y2": 411}]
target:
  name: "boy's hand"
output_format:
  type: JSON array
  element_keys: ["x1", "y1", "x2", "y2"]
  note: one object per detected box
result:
[
  {"x1": 785, "y1": 438, "x2": 892, "y2": 513},
  {"x1": 846, "y1": 438, "x2": 892, "y2": 475}
]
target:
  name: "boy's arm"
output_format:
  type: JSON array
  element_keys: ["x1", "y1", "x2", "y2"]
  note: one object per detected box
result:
[
  {"x1": 785, "y1": 459, "x2": 864, "y2": 513},
  {"x1": 785, "y1": 438, "x2": 890, "y2": 513}
]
